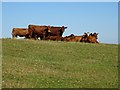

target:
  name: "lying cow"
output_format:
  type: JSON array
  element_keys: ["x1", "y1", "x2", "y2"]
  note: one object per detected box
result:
[
  {"x1": 12, "y1": 28, "x2": 30, "y2": 39},
  {"x1": 63, "y1": 34, "x2": 75, "y2": 42},
  {"x1": 73, "y1": 36, "x2": 83, "y2": 42},
  {"x1": 87, "y1": 33, "x2": 99, "y2": 43},
  {"x1": 63, "y1": 34, "x2": 83, "y2": 42},
  {"x1": 80, "y1": 32, "x2": 89, "y2": 42},
  {"x1": 45, "y1": 36, "x2": 63, "y2": 41}
]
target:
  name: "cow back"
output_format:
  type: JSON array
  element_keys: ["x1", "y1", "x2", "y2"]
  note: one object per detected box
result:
[{"x1": 12, "y1": 28, "x2": 29, "y2": 36}]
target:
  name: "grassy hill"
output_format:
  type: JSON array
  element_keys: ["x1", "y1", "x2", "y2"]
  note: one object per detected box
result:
[{"x1": 2, "y1": 38, "x2": 118, "y2": 88}]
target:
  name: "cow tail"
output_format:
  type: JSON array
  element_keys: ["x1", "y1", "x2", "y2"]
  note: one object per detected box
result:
[{"x1": 12, "y1": 28, "x2": 15, "y2": 38}]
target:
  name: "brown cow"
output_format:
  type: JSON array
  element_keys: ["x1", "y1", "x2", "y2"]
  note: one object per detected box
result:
[
  {"x1": 87, "y1": 33, "x2": 99, "y2": 43},
  {"x1": 63, "y1": 34, "x2": 82, "y2": 42},
  {"x1": 48, "y1": 26, "x2": 67, "y2": 36},
  {"x1": 80, "y1": 32, "x2": 89, "y2": 42},
  {"x1": 12, "y1": 28, "x2": 30, "y2": 39},
  {"x1": 45, "y1": 36, "x2": 63, "y2": 41},
  {"x1": 92, "y1": 32, "x2": 98, "y2": 39},
  {"x1": 73, "y1": 36, "x2": 83, "y2": 42},
  {"x1": 28, "y1": 25, "x2": 51, "y2": 40},
  {"x1": 63, "y1": 34, "x2": 75, "y2": 42}
]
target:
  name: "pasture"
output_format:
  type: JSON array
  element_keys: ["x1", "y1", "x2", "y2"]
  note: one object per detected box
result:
[{"x1": 2, "y1": 38, "x2": 118, "y2": 88}]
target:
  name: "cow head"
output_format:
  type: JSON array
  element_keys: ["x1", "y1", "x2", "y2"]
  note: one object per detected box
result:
[
  {"x1": 93, "y1": 32, "x2": 98, "y2": 39},
  {"x1": 61, "y1": 26, "x2": 67, "y2": 32},
  {"x1": 89, "y1": 33, "x2": 93, "y2": 36},
  {"x1": 83, "y1": 32, "x2": 89, "y2": 38}
]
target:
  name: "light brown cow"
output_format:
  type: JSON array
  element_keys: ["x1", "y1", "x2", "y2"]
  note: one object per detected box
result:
[
  {"x1": 63, "y1": 34, "x2": 75, "y2": 42},
  {"x1": 63, "y1": 34, "x2": 83, "y2": 42},
  {"x1": 12, "y1": 28, "x2": 30, "y2": 39},
  {"x1": 87, "y1": 33, "x2": 99, "y2": 43},
  {"x1": 73, "y1": 36, "x2": 83, "y2": 42}
]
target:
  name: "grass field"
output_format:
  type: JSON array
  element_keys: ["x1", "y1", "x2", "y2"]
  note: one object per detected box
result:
[{"x1": 2, "y1": 38, "x2": 118, "y2": 88}]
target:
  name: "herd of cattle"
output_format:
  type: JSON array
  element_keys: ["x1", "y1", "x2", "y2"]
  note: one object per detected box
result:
[{"x1": 12, "y1": 24, "x2": 99, "y2": 43}]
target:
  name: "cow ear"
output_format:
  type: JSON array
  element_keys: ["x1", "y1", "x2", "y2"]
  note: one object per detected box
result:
[{"x1": 65, "y1": 27, "x2": 67, "y2": 29}]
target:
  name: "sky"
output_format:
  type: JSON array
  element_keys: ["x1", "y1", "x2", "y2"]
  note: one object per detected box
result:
[
  {"x1": 1, "y1": 0, "x2": 119, "y2": 2},
  {"x1": 2, "y1": 2, "x2": 118, "y2": 44}
]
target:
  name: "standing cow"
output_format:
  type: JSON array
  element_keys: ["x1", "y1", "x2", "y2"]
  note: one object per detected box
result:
[
  {"x1": 48, "y1": 26, "x2": 67, "y2": 36},
  {"x1": 28, "y1": 25, "x2": 51, "y2": 40},
  {"x1": 12, "y1": 28, "x2": 30, "y2": 39}
]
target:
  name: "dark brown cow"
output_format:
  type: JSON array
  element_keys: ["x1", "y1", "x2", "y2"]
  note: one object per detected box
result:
[
  {"x1": 45, "y1": 36, "x2": 63, "y2": 41},
  {"x1": 80, "y1": 32, "x2": 89, "y2": 42},
  {"x1": 28, "y1": 25, "x2": 51, "y2": 40},
  {"x1": 48, "y1": 26, "x2": 67, "y2": 36},
  {"x1": 12, "y1": 28, "x2": 30, "y2": 39},
  {"x1": 87, "y1": 33, "x2": 99, "y2": 43}
]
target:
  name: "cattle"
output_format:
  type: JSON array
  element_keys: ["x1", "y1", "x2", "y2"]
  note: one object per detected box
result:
[
  {"x1": 48, "y1": 26, "x2": 67, "y2": 36},
  {"x1": 28, "y1": 25, "x2": 51, "y2": 40},
  {"x1": 87, "y1": 33, "x2": 99, "y2": 43},
  {"x1": 92, "y1": 32, "x2": 98, "y2": 39},
  {"x1": 63, "y1": 34, "x2": 75, "y2": 42},
  {"x1": 63, "y1": 34, "x2": 82, "y2": 42},
  {"x1": 12, "y1": 28, "x2": 30, "y2": 39},
  {"x1": 80, "y1": 32, "x2": 89, "y2": 42},
  {"x1": 73, "y1": 36, "x2": 83, "y2": 42},
  {"x1": 45, "y1": 36, "x2": 63, "y2": 41}
]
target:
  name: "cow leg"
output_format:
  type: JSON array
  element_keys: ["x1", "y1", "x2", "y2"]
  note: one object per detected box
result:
[
  {"x1": 42, "y1": 33, "x2": 46, "y2": 40},
  {"x1": 13, "y1": 35, "x2": 17, "y2": 39},
  {"x1": 12, "y1": 33, "x2": 16, "y2": 39},
  {"x1": 34, "y1": 35, "x2": 38, "y2": 40},
  {"x1": 12, "y1": 34, "x2": 15, "y2": 39},
  {"x1": 96, "y1": 40, "x2": 99, "y2": 43},
  {"x1": 29, "y1": 31, "x2": 33, "y2": 39},
  {"x1": 25, "y1": 35, "x2": 30, "y2": 39},
  {"x1": 40, "y1": 36, "x2": 43, "y2": 40}
]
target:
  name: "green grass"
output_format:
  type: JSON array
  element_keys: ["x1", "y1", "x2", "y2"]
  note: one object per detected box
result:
[{"x1": 2, "y1": 38, "x2": 118, "y2": 88}]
